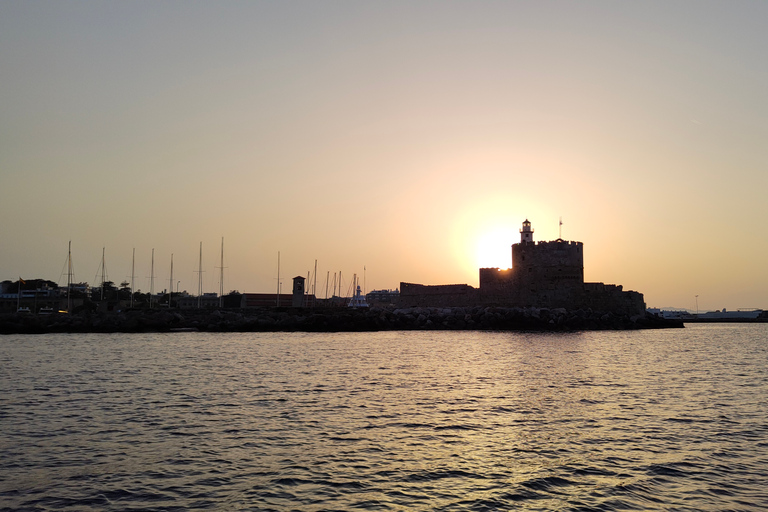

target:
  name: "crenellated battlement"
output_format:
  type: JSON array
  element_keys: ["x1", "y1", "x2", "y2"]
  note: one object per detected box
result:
[{"x1": 526, "y1": 240, "x2": 583, "y2": 248}]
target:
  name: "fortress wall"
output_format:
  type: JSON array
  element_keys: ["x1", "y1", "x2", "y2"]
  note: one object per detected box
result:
[
  {"x1": 521, "y1": 267, "x2": 583, "y2": 286},
  {"x1": 581, "y1": 283, "x2": 645, "y2": 316},
  {"x1": 584, "y1": 282, "x2": 622, "y2": 293},
  {"x1": 398, "y1": 279, "x2": 644, "y2": 314},
  {"x1": 513, "y1": 240, "x2": 584, "y2": 267},
  {"x1": 479, "y1": 262, "x2": 584, "y2": 309},
  {"x1": 513, "y1": 241, "x2": 584, "y2": 284},
  {"x1": 497, "y1": 287, "x2": 643, "y2": 315},
  {"x1": 479, "y1": 267, "x2": 514, "y2": 290},
  {"x1": 481, "y1": 285, "x2": 582, "y2": 309},
  {"x1": 398, "y1": 282, "x2": 477, "y2": 307}
]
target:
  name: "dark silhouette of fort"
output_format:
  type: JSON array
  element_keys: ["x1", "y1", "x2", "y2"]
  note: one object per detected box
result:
[{"x1": 399, "y1": 219, "x2": 645, "y2": 316}]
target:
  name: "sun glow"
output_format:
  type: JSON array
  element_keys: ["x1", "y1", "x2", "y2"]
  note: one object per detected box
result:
[{"x1": 475, "y1": 227, "x2": 514, "y2": 270}]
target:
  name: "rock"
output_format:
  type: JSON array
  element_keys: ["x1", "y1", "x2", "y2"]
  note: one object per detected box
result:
[{"x1": 0, "y1": 305, "x2": 685, "y2": 334}]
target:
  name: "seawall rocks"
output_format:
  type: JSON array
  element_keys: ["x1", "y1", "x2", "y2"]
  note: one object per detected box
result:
[{"x1": 0, "y1": 306, "x2": 682, "y2": 334}]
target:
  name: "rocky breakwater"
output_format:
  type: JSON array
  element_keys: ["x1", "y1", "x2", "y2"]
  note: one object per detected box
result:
[{"x1": 1, "y1": 306, "x2": 682, "y2": 334}]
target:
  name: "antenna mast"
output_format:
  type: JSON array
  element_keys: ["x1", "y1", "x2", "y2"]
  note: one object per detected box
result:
[{"x1": 559, "y1": 217, "x2": 563, "y2": 240}]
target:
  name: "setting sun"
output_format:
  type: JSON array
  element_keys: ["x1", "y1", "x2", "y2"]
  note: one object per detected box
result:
[{"x1": 475, "y1": 227, "x2": 514, "y2": 270}]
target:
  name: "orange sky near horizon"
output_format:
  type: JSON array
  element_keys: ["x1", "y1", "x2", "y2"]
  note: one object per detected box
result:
[{"x1": 1, "y1": 1, "x2": 767, "y2": 311}]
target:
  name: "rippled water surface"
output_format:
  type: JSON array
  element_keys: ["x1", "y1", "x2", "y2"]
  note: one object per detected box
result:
[{"x1": 2, "y1": 324, "x2": 767, "y2": 511}]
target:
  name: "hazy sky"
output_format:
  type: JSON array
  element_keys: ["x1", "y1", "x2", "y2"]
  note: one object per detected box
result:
[{"x1": 2, "y1": 1, "x2": 767, "y2": 310}]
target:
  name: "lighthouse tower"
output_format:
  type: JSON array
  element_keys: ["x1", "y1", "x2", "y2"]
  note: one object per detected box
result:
[{"x1": 520, "y1": 219, "x2": 534, "y2": 243}]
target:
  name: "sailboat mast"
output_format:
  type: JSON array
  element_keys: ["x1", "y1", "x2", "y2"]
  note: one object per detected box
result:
[
  {"x1": 100, "y1": 247, "x2": 106, "y2": 301},
  {"x1": 197, "y1": 242, "x2": 203, "y2": 308},
  {"x1": 150, "y1": 248, "x2": 155, "y2": 309},
  {"x1": 67, "y1": 241, "x2": 73, "y2": 314},
  {"x1": 325, "y1": 271, "x2": 329, "y2": 301},
  {"x1": 169, "y1": 253, "x2": 173, "y2": 308},
  {"x1": 313, "y1": 260, "x2": 317, "y2": 308},
  {"x1": 130, "y1": 248, "x2": 135, "y2": 309},
  {"x1": 219, "y1": 237, "x2": 224, "y2": 308},
  {"x1": 276, "y1": 251, "x2": 280, "y2": 307}
]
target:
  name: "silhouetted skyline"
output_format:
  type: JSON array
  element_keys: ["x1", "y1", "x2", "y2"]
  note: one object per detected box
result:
[{"x1": 2, "y1": 1, "x2": 767, "y2": 311}]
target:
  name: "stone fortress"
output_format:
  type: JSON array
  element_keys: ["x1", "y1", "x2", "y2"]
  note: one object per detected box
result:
[{"x1": 399, "y1": 219, "x2": 646, "y2": 316}]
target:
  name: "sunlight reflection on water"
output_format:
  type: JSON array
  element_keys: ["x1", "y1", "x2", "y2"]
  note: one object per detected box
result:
[{"x1": 1, "y1": 325, "x2": 767, "y2": 510}]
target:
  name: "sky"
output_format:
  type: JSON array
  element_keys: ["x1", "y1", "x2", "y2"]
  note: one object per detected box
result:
[{"x1": 1, "y1": 1, "x2": 767, "y2": 311}]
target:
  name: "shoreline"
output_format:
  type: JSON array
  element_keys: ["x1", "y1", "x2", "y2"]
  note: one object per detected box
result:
[
  {"x1": 1, "y1": 306, "x2": 683, "y2": 334},
  {"x1": 684, "y1": 318, "x2": 768, "y2": 324}
]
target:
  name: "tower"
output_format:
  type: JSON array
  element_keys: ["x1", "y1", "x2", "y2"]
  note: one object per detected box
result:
[
  {"x1": 292, "y1": 276, "x2": 306, "y2": 307},
  {"x1": 520, "y1": 219, "x2": 534, "y2": 243}
]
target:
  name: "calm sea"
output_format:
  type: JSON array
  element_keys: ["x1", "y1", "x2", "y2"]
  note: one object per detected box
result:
[{"x1": 1, "y1": 325, "x2": 767, "y2": 511}]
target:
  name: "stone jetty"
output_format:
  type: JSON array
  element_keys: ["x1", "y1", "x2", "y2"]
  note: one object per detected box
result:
[{"x1": 1, "y1": 306, "x2": 682, "y2": 334}]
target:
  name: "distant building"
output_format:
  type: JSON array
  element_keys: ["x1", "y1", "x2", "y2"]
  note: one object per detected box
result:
[
  {"x1": 239, "y1": 293, "x2": 291, "y2": 308},
  {"x1": 400, "y1": 219, "x2": 645, "y2": 316},
  {"x1": 366, "y1": 288, "x2": 400, "y2": 305},
  {"x1": 234, "y1": 292, "x2": 314, "y2": 308},
  {"x1": 647, "y1": 308, "x2": 694, "y2": 320},
  {"x1": 696, "y1": 309, "x2": 763, "y2": 320},
  {"x1": 647, "y1": 308, "x2": 766, "y2": 321},
  {"x1": 177, "y1": 292, "x2": 220, "y2": 309},
  {"x1": 0, "y1": 279, "x2": 67, "y2": 313}
]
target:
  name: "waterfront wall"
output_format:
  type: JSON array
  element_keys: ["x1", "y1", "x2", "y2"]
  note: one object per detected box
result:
[
  {"x1": 0, "y1": 306, "x2": 682, "y2": 334},
  {"x1": 399, "y1": 283, "x2": 477, "y2": 307},
  {"x1": 402, "y1": 277, "x2": 646, "y2": 316}
]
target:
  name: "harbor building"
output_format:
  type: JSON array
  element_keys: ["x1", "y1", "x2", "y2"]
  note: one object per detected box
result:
[{"x1": 400, "y1": 219, "x2": 645, "y2": 316}]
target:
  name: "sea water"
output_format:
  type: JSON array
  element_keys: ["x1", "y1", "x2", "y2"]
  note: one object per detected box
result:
[{"x1": 1, "y1": 324, "x2": 767, "y2": 511}]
